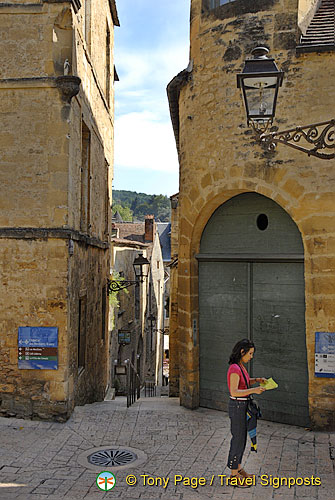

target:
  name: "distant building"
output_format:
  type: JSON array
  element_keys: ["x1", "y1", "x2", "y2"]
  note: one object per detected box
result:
[
  {"x1": 157, "y1": 222, "x2": 172, "y2": 354},
  {"x1": 0, "y1": 0, "x2": 119, "y2": 420},
  {"x1": 110, "y1": 216, "x2": 165, "y2": 390}
]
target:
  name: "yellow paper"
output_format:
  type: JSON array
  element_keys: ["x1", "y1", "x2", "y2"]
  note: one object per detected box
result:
[{"x1": 260, "y1": 377, "x2": 278, "y2": 390}]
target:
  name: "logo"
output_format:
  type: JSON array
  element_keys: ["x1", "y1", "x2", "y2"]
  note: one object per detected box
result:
[{"x1": 96, "y1": 471, "x2": 116, "y2": 491}]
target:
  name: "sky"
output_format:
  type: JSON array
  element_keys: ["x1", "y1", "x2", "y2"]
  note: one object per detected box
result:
[{"x1": 113, "y1": 0, "x2": 190, "y2": 197}]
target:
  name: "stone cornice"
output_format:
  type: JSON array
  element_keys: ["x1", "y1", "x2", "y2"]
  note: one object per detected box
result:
[
  {"x1": 43, "y1": 0, "x2": 81, "y2": 13},
  {"x1": 0, "y1": 227, "x2": 109, "y2": 250},
  {"x1": 0, "y1": 76, "x2": 81, "y2": 104},
  {"x1": 0, "y1": 77, "x2": 56, "y2": 88},
  {"x1": 0, "y1": 3, "x2": 43, "y2": 11}
]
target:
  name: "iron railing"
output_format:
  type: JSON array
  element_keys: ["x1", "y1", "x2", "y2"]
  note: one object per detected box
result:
[{"x1": 125, "y1": 360, "x2": 141, "y2": 408}]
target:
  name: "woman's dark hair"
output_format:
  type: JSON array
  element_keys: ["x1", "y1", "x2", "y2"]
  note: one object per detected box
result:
[{"x1": 228, "y1": 338, "x2": 255, "y2": 365}]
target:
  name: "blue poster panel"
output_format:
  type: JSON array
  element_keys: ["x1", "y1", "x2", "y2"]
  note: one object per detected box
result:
[
  {"x1": 18, "y1": 327, "x2": 58, "y2": 370},
  {"x1": 315, "y1": 332, "x2": 335, "y2": 378}
]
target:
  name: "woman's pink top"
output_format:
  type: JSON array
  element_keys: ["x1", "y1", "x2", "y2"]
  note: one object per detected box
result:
[{"x1": 227, "y1": 363, "x2": 250, "y2": 394}]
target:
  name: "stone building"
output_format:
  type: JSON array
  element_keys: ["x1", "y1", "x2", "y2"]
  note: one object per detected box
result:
[
  {"x1": 110, "y1": 217, "x2": 165, "y2": 392},
  {"x1": 168, "y1": 0, "x2": 335, "y2": 429},
  {"x1": 0, "y1": 0, "x2": 119, "y2": 420}
]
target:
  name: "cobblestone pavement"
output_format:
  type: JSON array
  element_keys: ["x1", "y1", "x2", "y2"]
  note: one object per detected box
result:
[{"x1": 0, "y1": 396, "x2": 334, "y2": 500}]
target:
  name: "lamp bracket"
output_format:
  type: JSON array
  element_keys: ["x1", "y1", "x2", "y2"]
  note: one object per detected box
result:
[
  {"x1": 258, "y1": 119, "x2": 335, "y2": 160},
  {"x1": 108, "y1": 279, "x2": 140, "y2": 293},
  {"x1": 249, "y1": 118, "x2": 272, "y2": 135}
]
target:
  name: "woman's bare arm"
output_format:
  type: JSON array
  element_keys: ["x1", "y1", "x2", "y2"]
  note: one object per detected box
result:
[
  {"x1": 230, "y1": 373, "x2": 266, "y2": 397},
  {"x1": 249, "y1": 377, "x2": 267, "y2": 385}
]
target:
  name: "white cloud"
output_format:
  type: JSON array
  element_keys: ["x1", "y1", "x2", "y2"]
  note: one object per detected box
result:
[
  {"x1": 112, "y1": 1, "x2": 189, "y2": 180},
  {"x1": 114, "y1": 111, "x2": 179, "y2": 173},
  {"x1": 116, "y1": 45, "x2": 188, "y2": 92}
]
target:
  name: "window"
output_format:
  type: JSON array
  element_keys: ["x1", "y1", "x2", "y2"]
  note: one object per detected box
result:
[
  {"x1": 106, "y1": 22, "x2": 111, "y2": 107},
  {"x1": 80, "y1": 120, "x2": 91, "y2": 232},
  {"x1": 102, "y1": 286, "x2": 107, "y2": 340},
  {"x1": 210, "y1": 0, "x2": 235, "y2": 7},
  {"x1": 104, "y1": 159, "x2": 109, "y2": 236},
  {"x1": 84, "y1": 0, "x2": 91, "y2": 49},
  {"x1": 78, "y1": 296, "x2": 87, "y2": 370}
]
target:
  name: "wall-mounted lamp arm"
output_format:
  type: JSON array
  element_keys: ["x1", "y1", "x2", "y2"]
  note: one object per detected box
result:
[
  {"x1": 258, "y1": 119, "x2": 335, "y2": 160},
  {"x1": 108, "y1": 279, "x2": 140, "y2": 293}
]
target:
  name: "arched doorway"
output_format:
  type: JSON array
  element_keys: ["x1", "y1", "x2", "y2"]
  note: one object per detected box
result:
[{"x1": 198, "y1": 192, "x2": 310, "y2": 426}]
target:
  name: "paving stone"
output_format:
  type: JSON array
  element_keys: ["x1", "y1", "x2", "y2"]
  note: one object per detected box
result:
[{"x1": 0, "y1": 397, "x2": 334, "y2": 499}]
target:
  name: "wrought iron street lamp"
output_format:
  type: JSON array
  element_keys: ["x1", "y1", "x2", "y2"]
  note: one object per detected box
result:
[
  {"x1": 237, "y1": 47, "x2": 335, "y2": 160},
  {"x1": 108, "y1": 253, "x2": 150, "y2": 293},
  {"x1": 237, "y1": 47, "x2": 283, "y2": 134}
]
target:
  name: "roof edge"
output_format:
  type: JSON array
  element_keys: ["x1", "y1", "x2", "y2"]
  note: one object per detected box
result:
[
  {"x1": 296, "y1": 43, "x2": 335, "y2": 54},
  {"x1": 109, "y1": 0, "x2": 120, "y2": 27},
  {"x1": 167, "y1": 61, "x2": 193, "y2": 153}
]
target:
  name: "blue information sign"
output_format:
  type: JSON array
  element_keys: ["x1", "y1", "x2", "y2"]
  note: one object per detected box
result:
[
  {"x1": 315, "y1": 332, "x2": 335, "y2": 378},
  {"x1": 18, "y1": 327, "x2": 58, "y2": 370}
]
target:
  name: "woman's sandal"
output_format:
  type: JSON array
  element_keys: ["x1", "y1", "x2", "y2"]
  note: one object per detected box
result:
[
  {"x1": 238, "y1": 468, "x2": 256, "y2": 479},
  {"x1": 229, "y1": 472, "x2": 252, "y2": 488}
]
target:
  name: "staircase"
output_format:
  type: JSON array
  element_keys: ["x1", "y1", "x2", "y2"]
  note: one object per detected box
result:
[{"x1": 297, "y1": 0, "x2": 335, "y2": 52}]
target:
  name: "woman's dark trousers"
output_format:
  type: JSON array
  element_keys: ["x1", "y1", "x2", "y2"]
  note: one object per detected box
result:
[{"x1": 227, "y1": 399, "x2": 248, "y2": 470}]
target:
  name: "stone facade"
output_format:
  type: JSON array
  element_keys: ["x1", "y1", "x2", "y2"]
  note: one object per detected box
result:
[
  {"x1": 109, "y1": 240, "x2": 149, "y2": 395},
  {"x1": 110, "y1": 218, "x2": 165, "y2": 392},
  {"x1": 168, "y1": 194, "x2": 180, "y2": 397},
  {"x1": 0, "y1": 0, "x2": 119, "y2": 420},
  {"x1": 168, "y1": 0, "x2": 335, "y2": 429}
]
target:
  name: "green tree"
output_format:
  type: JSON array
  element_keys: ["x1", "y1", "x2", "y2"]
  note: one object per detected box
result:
[{"x1": 112, "y1": 203, "x2": 133, "y2": 222}]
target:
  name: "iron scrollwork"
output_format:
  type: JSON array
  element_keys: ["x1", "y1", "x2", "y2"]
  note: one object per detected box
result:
[
  {"x1": 107, "y1": 279, "x2": 139, "y2": 293},
  {"x1": 258, "y1": 119, "x2": 335, "y2": 160}
]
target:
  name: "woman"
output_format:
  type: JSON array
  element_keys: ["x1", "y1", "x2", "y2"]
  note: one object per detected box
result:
[{"x1": 227, "y1": 339, "x2": 266, "y2": 487}]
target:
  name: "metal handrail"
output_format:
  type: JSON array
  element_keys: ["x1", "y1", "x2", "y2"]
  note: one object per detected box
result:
[{"x1": 125, "y1": 359, "x2": 141, "y2": 408}]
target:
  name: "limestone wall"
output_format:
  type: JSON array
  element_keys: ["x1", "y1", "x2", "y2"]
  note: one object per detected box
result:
[
  {"x1": 0, "y1": 238, "x2": 70, "y2": 420},
  {"x1": 0, "y1": 0, "x2": 116, "y2": 419},
  {"x1": 174, "y1": 0, "x2": 335, "y2": 428},
  {"x1": 168, "y1": 197, "x2": 180, "y2": 396}
]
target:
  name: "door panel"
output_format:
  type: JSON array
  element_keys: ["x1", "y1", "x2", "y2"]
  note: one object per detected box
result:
[
  {"x1": 252, "y1": 262, "x2": 309, "y2": 426},
  {"x1": 199, "y1": 262, "x2": 248, "y2": 410},
  {"x1": 199, "y1": 261, "x2": 310, "y2": 426}
]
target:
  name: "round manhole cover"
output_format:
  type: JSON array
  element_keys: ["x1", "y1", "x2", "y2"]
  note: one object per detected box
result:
[
  {"x1": 88, "y1": 449, "x2": 137, "y2": 467},
  {"x1": 77, "y1": 445, "x2": 147, "y2": 471}
]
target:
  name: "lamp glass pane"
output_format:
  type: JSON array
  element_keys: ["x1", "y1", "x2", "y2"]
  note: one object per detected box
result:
[
  {"x1": 244, "y1": 86, "x2": 276, "y2": 118},
  {"x1": 141, "y1": 262, "x2": 149, "y2": 278},
  {"x1": 133, "y1": 266, "x2": 140, "y2": 278},
  {"x1": 243, "y1": 76, "x2": 278, "y2": 89}
]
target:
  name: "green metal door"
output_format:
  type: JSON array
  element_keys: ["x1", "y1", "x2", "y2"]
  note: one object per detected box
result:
[
  {"x1": 199, "y1": 261, "x2": 248, "y2": 410},
  {"x1": 198, "y1": 193, "x2": 310, "y2": 426},
  {"x1": 252, "y1": 262, "x2": 308, "y2": 426}
]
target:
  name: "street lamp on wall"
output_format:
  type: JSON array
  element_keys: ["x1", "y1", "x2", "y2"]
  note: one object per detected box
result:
[
  {"x1": 108, "y1": 253, "x2": 150, "y2": 293},
  {"x1": 237, "y1": 47, "x2": 335, "y2": 160},
  {"x1": 237, "y1": 47, "x2": 283, "y2": 135}
]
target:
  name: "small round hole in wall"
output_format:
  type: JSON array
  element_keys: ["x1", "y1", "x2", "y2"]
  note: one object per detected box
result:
[{"x1": 257, "y1": 214, "x2": 268, "y2": 231}]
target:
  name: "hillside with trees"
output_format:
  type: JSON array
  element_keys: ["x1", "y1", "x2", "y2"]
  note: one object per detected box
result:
[{"x1": 112, "y1": 190, "x2": 171, "y2": 222}]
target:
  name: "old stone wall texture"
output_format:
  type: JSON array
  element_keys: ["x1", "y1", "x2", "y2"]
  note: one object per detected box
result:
[
  {"x1": 110, "y1": 244, "x2": 149, "y2": 394},
  {"x1": 168, "y1": 199, "x2": 180, "y2": 397},
  {"x1": 0, "y1": 1, "x2": 115, "y2": 419},
  {"x1": 173, "y1": 0, "x2": 335, "y2": 428}
]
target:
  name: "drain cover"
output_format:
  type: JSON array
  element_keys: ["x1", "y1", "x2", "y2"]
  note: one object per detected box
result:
[
  {"x1": 88, "y1": 449, "x2": 137, "y2": 467},
  {"x1": 77, "y1": 445, "x2": 147, "y2": 471}
]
